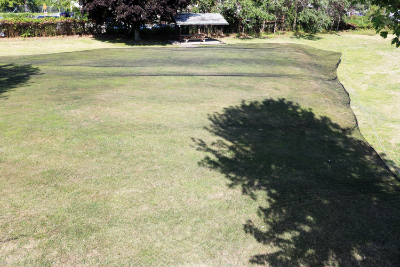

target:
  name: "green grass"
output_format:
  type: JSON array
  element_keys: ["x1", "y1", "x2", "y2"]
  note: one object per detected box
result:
[{"x1": 1, "y1": 38, "x2": 400, "y2": 266}]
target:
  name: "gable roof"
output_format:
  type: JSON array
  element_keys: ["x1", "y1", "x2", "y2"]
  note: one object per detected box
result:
[{"x1": 174, "y1": 13, "x2": 229, "y2": 26}]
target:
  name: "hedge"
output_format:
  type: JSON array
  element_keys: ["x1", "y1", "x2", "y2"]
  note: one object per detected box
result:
[{"x1": 0, "y1": 17, "x2": 100, "y2": 37}]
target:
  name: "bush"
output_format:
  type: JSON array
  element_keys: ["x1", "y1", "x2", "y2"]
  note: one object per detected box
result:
[
  {"x1": 298, "y1": 8, "x2": 332, "y2": 33},
  {"x1": 0, "y1": 17, "x2": 94, "y2": 37},
  {"x1": 345, "y1": 15, "x2": 373, "y2": 29}
]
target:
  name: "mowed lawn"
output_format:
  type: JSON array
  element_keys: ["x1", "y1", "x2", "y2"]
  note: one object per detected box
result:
[{"x1": 1, "y1": 43, "x2": 400, "y2": 266}]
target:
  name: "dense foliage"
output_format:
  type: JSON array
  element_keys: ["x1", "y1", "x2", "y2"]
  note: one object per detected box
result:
[
  {"x1": 0, "y1": 0, "x2": 22, "y2": 9},
  {"x1": 368, "y1": 0, "x2": 400, "y2": 47},
  {"x1": 0, "y1": 0, "x2": 75, "y2": 12},
  {"x1": 0, "y1": 17, "x2": 92, "y2": 37},
  {"x1": 79, "y1": 0, "x2": 190, "y2": 39},
  {"x1": 190, "y1": 0, "x2": 399, "y2": 47},
  {"x1": 345, "y1": 14, "x2": 373, "y2": 28},
  {"x1": 191, "y1": 0, "x2": 356, "y2": 34}
]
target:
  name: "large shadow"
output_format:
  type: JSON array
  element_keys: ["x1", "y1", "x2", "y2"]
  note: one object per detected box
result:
[
  {"x1": 379, "y1": 153, "x2": 400, "y2": 180},
  {"x1": 0, "y1": 64, "x2": 40, "y2": 99},
  {"x1": 93, "y1": 36, "x2": 170, "y2": 46},
  {"x1": 194, "y1": 98, "x2": 400, "y2": 266}
]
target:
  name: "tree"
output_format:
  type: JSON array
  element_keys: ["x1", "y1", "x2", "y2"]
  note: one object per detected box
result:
[
  {"x1": 366, "y1": 0, "x2": 400, "y2": 47},
  {"x1": 41, "y1": 0, "x2": 73, "y2": 12},
  {"x1": 0, "y1": 0, "x2": 24, "y2": 10},
  {"x1": 0, "y1": 0, "x2": 48, "y2": 12},
  {"x1": 79, "y1": 0, "x2": 190, "y2": 40},
  {"x1": 330, "y1": 0, "x2": 351, "y2": 31},
  {"x1": 192, "y1": 0, "x2": 277, "y2": 34}
]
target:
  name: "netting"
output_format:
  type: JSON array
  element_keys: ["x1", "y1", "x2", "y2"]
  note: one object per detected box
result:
[
  {"x1": 2, "y1": 43, "x2": 352, "y2": 123},
  {"x1": 3, "y1": 43, "x2": 392, "y2": 174}
]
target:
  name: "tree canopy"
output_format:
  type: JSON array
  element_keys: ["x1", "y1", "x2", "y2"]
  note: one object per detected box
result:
[
  {"x1": 367, "y1": 0, "x2": 400, "y2": 47},
  {"x1": 0, "y1": 0, "x2": 25, "y2": 9},
  {"x1": 191, "y1": 0, "x2": 354, "y2": 33},
  {"x1": 0, "y1": 0, "x2": 74, "y2": 12},
  {"x1": 79, "y1": 0, "x2": 190, "y2": 39}
]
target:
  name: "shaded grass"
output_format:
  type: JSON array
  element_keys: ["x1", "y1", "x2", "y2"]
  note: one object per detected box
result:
[
  {"x1": 1, "y1": 43, "x2": 399, "y2": 266},
  {"x1": 0, "y1": 64, "x2": 41, "y2": 98},
  {"x1": 195, "y1": 98, "x2": 400, "y2": 266},
  {"x1": 92, "y1": 36, "x2": 172, "y2": 47}
]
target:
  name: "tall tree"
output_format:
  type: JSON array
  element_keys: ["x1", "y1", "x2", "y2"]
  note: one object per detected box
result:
[
  {"x1": 79, "y1": 0, "x2": 190, "y2": 40},
  {"x1": 192, "y1": 0, "x2": 277, "y2": 34},
  {"x1": 0, "y1": 0, "x2": 24, "y2": 10}
]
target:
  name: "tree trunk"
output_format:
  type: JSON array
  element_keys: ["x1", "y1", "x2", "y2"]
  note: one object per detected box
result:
[
  {"x1": 134, "y1": 27, "x2": 141, "y2": 41},
  {"x1": 261, "y1": 20, "x2": 265, "y2": 34},
  {"x1": 293, "y1": 1, "x2": 298, "y2": 31},
  {"x1": 336, "y1": 14, "x2": 341, "y2": 32}
]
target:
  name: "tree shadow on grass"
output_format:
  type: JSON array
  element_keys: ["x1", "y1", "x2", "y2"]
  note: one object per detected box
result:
[
  {"x1": 291, "y1": 33, "x2": 322, "y2": 41},
  {"x1": 194, "y1": 98, "x2": 400, "y2": 266},
  {"x1": 379, "y1": 153, "x2": 400, "y2": 181},
  {"x1": 93, "y1": 35, "x2": 171, "y2": 46},
  {"x1": 0, "y1": 64, "x2": 40, "y2": 99}
]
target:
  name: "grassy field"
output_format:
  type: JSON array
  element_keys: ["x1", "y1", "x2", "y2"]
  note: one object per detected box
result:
[{"x1": 1, "y1": 36, "x2": 400, "y2": 266}]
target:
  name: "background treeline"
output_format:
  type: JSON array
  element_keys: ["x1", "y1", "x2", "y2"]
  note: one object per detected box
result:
[
  {"x1": 190, "y1": 0, "x2": 376, "y2": 34},
  {"x1": 0, "y1": 0, "x2": 77, "y2": 13},
  {"x1": 0, "y1": 0, "x2": 381, "y2": 38}
]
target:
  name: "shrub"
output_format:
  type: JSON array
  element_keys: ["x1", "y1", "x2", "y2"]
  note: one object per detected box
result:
[
  {"x1": 0, "y1": 17, "x2": 93, "y2": 37},
  {"x1": 345, "y1": 15, "x2": 373, "y2": 29},
  {"x1": 298, "y1": 8, "x2": 332, "y2": 33}
]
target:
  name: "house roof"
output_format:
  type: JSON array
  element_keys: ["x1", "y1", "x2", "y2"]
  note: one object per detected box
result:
[{"x1": 173, "y1": 13, "x2": 229, "y2": 26}]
